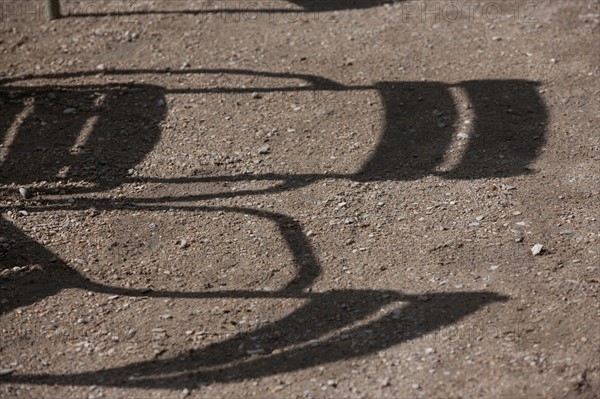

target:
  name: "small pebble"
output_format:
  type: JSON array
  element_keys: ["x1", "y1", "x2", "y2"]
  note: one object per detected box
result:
[
  {"x1": 156, "y1": 99, "x2": 166, "y2": 107},
  {"x1": 18, "y1": 187, "x2": 30, "y2": 199},
  {"x1": 531, "y1": 244, "x2": 544, "y2": 256},
  {"x1": 258, "y1": 146, "x2": 270, "y2": 155},
  {"x1": 63, "y1": 107, "x2": 76, "y2": 114}
]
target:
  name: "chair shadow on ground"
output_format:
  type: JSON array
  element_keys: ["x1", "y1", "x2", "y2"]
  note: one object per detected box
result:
[
  {"x1": 0, "y1": 68, "x2": 545, "y2": 388},
  {"x1": 1, "y1": 210, "x2": 508, "y2": 388},
  {"x1": 1, "y1": 68, "x2": 548, "y2": 194},
  {"x1": 62, "y1": 0, "x2": 399, "y2": 18}
]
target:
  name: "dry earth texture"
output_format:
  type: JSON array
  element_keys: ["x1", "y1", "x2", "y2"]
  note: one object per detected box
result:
[{"x1": 0, "y1": 0, "x2": 599, "y2": 398}]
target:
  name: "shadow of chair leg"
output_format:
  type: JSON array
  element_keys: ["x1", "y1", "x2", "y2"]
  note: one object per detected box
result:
[{"x1": 46, "y1": 0, "x2": 61, "y2": 19}]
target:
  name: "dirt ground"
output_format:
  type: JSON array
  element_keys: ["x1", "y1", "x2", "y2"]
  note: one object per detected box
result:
[{"x1": 0, "y1": 0, "x2": 599, "y2": 397}]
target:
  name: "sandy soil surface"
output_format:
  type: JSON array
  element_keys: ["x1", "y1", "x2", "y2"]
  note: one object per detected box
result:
[{"x1": 1, "y1": 0, "x2": 599, "y2": 397}]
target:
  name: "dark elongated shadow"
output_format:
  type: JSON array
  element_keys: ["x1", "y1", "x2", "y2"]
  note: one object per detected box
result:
[
  {"x1": 62, "y1": 0, "x2": 399, "y2": 18},
  {"x1": 3, "y1": 288, "x2": 506, "y2": 388},
  {"x1": 289, "y1": 0, "x2": 396, "y2": 11}
]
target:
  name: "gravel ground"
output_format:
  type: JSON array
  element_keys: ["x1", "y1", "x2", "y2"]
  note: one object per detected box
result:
[{"x1": 1, "y1": 0, "x2": 599, "y2": 398}]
